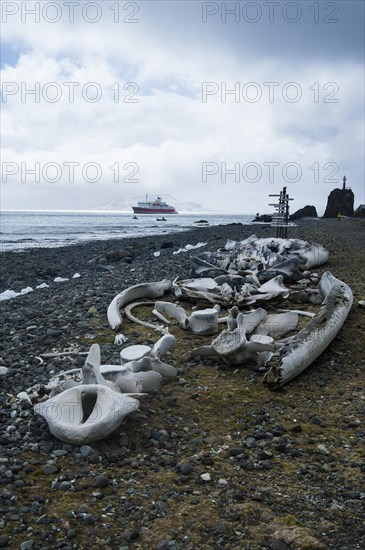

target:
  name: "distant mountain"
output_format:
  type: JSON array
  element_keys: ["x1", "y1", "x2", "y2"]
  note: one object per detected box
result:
[{"x1": 96, "y1": 193, "x2": 211, "y2": 213}]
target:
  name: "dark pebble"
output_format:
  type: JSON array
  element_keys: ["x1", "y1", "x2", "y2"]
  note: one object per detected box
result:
[
  {"x1": 90, "y1": 475, "x2": 110, "y2": 488},
  {"x1": 178, "y1": 463, "x2": 193, "y2": 475},
  {"x1": 270, "y1": 540, "x2": 290, "y2": 550},
  {"x1": 0, "y1": 535, "x2": 10, "y2": 547}
]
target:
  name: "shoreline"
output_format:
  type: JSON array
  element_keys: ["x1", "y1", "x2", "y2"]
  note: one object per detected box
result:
[{"x1": 0, "y1": 218, "x2": 320, "y2": 294}]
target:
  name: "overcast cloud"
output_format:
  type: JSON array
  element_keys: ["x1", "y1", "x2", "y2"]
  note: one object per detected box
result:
[{"x1": 1, "y1": 0, "x2": 364, "y2": 213}]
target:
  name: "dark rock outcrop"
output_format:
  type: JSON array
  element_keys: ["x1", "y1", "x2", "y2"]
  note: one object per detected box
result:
[
  {"x1": 323, "y1": 189, "x2": 354, "y2": 218},
  {"x1": 252, "y1": 214, "x2": 272, "y2": 223},
  {"x1": 354, "y1": 204, "x2": 365, "y2": 218},
  {"x1": 290, "y1": 205, "x2": 318, "y2": 220}
]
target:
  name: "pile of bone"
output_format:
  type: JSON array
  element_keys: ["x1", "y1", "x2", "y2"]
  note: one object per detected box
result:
[
  {"x1": 29, "y1": 236, "x2": 353, "y2": 445},
  {"x1": 33, "y1": 334, "x2": 176, "y2": 445}
]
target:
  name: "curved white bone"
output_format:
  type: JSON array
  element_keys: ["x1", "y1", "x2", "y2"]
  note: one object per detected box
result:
[
  {"x1": 154, "y1": 301, "x2": 188, "y2": 328},
  {"x1": 277, "y1": 309, "x2": 316, "y2": 318},
  {"x1": 124, "y1": 301, "x2": 162, "y2": 330},
  {"x1": 107, "y1": 280, "x2": 172, "y2": 330},
  {"x1": 154, "y1": 302, "x2": 220, "y2": 335},
  {"x1": 263, "y1": 271, "x2": 353, "y2": 389},
  {"x1": 34, "y1": 385, "x2": 139, "y2": 445}
]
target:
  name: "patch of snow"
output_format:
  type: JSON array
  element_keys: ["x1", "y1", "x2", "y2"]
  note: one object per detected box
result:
[
  {"x1": 154, "y1": 251, "x2": 161, "y2": 257},
  {"x1": 0, "y1": 287, "x2": 34, "y2": 302},
  {"x1": 54, "y1": 277, "x2": 69, "y2": 282},
  {"x1": 173, "y1": 242, "x2": 207, "y2": 255},
  {"x1": 36, "y1": 283, "x2": 49, "y2": 289},
  {"x1": 72, "y1": 273, "x2": 81, "y2": 279}
]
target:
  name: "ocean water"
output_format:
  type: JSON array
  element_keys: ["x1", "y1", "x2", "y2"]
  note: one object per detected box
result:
[{"x1": 0, "y1": 211, "x2": 256, "y2": 252}]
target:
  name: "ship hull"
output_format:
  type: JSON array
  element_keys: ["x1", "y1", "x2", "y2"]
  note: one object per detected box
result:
[{"x1": 132, "y1": 207, "x2": 178, "y2": 214}]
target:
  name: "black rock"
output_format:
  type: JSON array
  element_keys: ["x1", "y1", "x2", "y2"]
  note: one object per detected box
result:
[
  {"x1": 270, "y1": 539, "x2": 290, "y2": 550},
  {"x1": 252, "y1": 214, "x2": 272, "y2": 223},
  {"x1": 290, "y1": 205, "x2": 317, "y2": 220},
  {"x1": 0, "y1": 535, "x2": 10, "y2": 547},
  {"x1": 354, "y1": 204, "x2": 365, "y2": 218},
  {"x1": 323, "y1": 188, "x2": 354, "y2": 218},
  {"x1": 178, "y1": 463, "x2": 193, "y2": 475},
  {"x1": 90, "y1": 475, "x2": 110, "y2": 488},
  {"x1": 160, "y1": 241, "x2": 174, "y2": 249},
  {"x1": 229, "y1": 446, "x2": 246, "y2": 457}
]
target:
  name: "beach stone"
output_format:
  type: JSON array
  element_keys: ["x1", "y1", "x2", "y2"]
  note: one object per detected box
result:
[
  {"x1": 347, "y1": 419, "x2": 361, "y2": 428},
  {"x1": 201, "y1": 473, "x2": 211, "y2": 481},
  {"x1": 178, "y1": 463, "x2": 193, "y2": 475},
  {"x1": 317, "y1": 444, "x2": 330, "y2": 455},
  {"x1": 90, "y1": 475, "x2": 110, "y2": 488},
  {"x1": 270, "y1": 540, "x2": 290, "y2": 550},
  {"x1": 42, "y1": 464, "x2": 58, "y2": 475},
  {"x1": 82, "y1": 514, "x2": 96, "y2": 524},
  {"x1": 80, "y1": 445, "x2": 94, "y2": 458},
  {"x1": 59, "y1": 481, "x2": 72, "y2": 491},
  {"x1": 229, "y1": 446, "x2": 245, "y2": 457},
  {"x1": 52, "y1": 449, "x2": 68, "y2": 457},
  {"x1": 0, "y1": 535, "x2": 10, "y2": 547}
]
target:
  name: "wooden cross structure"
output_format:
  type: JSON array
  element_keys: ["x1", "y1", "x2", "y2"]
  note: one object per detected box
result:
[{"x1": 269, "y1": 186, "x2": 294, "y2": 238}]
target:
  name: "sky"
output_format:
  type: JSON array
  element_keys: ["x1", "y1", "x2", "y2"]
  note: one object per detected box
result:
[{"x1": 1, "y1": 0, "x2": 364, "y2": 214}]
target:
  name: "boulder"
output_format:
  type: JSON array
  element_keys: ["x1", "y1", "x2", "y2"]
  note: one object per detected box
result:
[
  {"x1": 290, "y1": 205, "x2": 317, "y2": 220},
  {"x1": 322, "y1": 188, "x2": 354, "y2": 218},
  {"x1": 252, "y1": 214, "x2": 272, "y2": 223},
  {"x1": 354, "y1": 204, "x2": 365, "y2": 218}
]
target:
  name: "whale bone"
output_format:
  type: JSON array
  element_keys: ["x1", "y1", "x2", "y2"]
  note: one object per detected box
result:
[
  {"x1": 107, "y1": 279, "x2": 172, "y2": 330},
  {"x1": 34, "y1": 384, "x2": 139, "y2": 445},
  {"x1": 263, "y1": 271, "x2": 353, "y2": 389}
]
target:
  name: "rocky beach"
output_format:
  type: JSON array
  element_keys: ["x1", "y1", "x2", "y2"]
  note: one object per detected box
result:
[{"x1": 0, "y1": 218, "x2": 364, "y2": 550}]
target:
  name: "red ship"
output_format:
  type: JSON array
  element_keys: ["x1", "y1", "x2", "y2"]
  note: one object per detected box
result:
[{"x1": 132, "y1": 195, "x2": 178, "y2": 214}]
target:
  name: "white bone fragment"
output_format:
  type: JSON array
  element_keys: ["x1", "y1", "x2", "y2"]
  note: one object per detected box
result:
[
  {"x1": 263, "y1": 271, "x2": 353, "y2": 389},
  {"x1": 186, "y1": 306, "x2": 220, "y2": 335},
  {"x1": 124, "y1": 301, "x2": 162, "y2": 330},
  {"x1": 277, "y1": 309, "x2": 316, "y2": 318},
  {"x1": 114, "y1": 333, "x2": 128, "y2": 345},
  {"x1": 124, "y1": 356, "x2": 177, "y2": 379},
  {"x1": 40, "y1": 351, "x2": 89, "y2": 358},
  {"x1": 209, "y1": 308, "x2": 276, "y2": 366},
  {"x1": 152, "y1": 309, "x2": 171, "y2": 324},
  {"x1": 17, "y1": 391, "x2": 32, "y2": 404},
  {"x1": 101, "y1": 365, "x2": 162, "y2": 393},
  {"x1": 154, "y1": 301, "x2": 188, "y2": 328},
  {"x1": 120, "y1": 345, "x2": 151, "y2": 365},
  {"x1": 257, "y1": 276, "x2": 289, "y2": 296},
  {"x1": 151, "y1": 334, "x2": 176, "y2": 358},
  {"x1": 184, "y1": 278, "x2": 218, "y2": 291},
  {"x1": 34, "y1": 385, "x2": 139, "y2": 445},
  {"x1": 107, "y1": 280, "x2": 172, "y2": 330},
  {"x1": 255, "y1": 312, "x2": 299, "y2": 339},
  {"x1": 154, "y1": 301, "x2": 220, "y2": 335}
]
